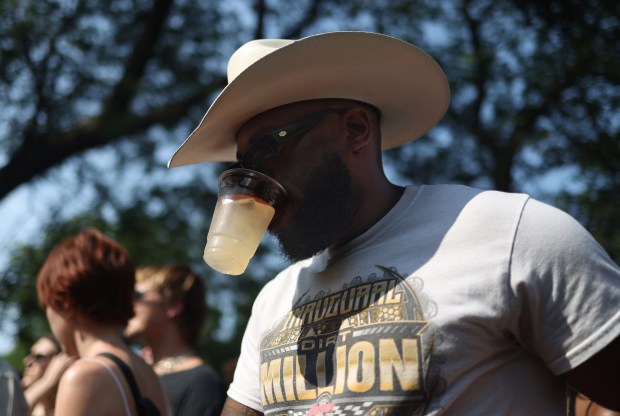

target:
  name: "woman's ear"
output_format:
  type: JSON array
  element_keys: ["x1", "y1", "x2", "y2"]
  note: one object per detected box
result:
[
  {"x1": 61, "y1": 301, "x2": 75, "y2": 319},
  {"x1": 343, "y1": 107, "x2": 373, "y2": 154},
  {"x1": 165, "y1": 300, "x2": 184, "y2": 319}
]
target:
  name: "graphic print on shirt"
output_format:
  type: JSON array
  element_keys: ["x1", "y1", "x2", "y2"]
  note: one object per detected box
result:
[{"x1": 259, "y1": 266, "x2": 440, "y2": 416}]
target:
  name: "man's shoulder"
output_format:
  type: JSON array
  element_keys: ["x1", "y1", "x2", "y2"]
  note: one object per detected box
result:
[
  {"x1": 416, "y1": 183, "x2": 529, "y2": 203},
  {"x1": 0, "y1": 358, "x2": 18, "y2": 377},
  {"x1": 409, "y1": 184, "x2": 531, "y2": 224}
]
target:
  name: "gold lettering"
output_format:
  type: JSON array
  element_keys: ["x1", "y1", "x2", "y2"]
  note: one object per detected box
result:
[
  {"x1": 300, "y1": 339, "x2": 315, "y2": 351},
  {"x1": 369, "y1": 281, "x2": 388, "y2": 306},
  {"x1": 325, "y1": 335, "x2": 338, "y2": 347},
  {"x1": 338, "y1": 328, "x2": 351, "y2": 342},
  {"x1": 335, "y1": 345, "x2": 347, "y2": 394},
  {"x1": 295, "y1": 355, "x2": 317, "y2": 400},
  {"x1": 316, "y1": 351, "x2": 335, "y2": 396},
  {"x1": 385, "y1": 280, "x2": 402, "y2": 304},
  {"x1": 288, "y1": 306, "x2": 305, "y2": 329},
  {"x1": 282, "y1": 356, "x2": 296, "y2": 401},
  {"x1": 284, "y1": 311, "x2": 296, "y2": 330},
  {"x1": 313, "y1": 298, "x2": 326, "y2": 322},
  {"x1": 354, "y1": 284, "x2": 371, "y2": 310},
  {"x1": 347, "y1": 341, "x2": 375, "y2": 393},
  {"x1": 325, "y1": 293, "x2": 341, "y2": 318},
  {"x1": 379, "y1": 339, "x2": 419, "y2": 391},
  {"x1": 261, "y1": 359, "x2": 284, "y2": 405},
  {"x1": 300, "y1": 302, "x2": 316, "y2": 325},
  {"x1": 340, "y1": 288, "x2": 355, "y2": 314}
]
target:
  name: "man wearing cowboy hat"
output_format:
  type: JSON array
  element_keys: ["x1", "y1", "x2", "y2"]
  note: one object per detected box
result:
[{"x1": 168, "y1": 32, "x2": 620, "y2": 415}]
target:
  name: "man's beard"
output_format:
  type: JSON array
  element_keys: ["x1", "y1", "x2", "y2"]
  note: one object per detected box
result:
[{"x1": 270, "y1": 153, "x2": 353, "y2": 262}]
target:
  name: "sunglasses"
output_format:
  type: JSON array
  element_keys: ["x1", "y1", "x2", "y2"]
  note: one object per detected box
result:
[
  {"x1": 235, "y1": 108, "x2": 345, "y2": 172},
  {"x1": 27, "y1": 353, "x2": 53, "y2": 362},
  {"x1": 133, "y1": 289, "x2": 162, "y2": 302},
  {"x1": 133, "y1": 290, "x2": 147, "y2": 301}
]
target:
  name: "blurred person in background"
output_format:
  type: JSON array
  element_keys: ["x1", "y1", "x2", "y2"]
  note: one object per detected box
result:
[
  {"x1": 574, "y1": 392, "x2": 620, "y2": 416},
  {"x1": 125, "y1": 263, "x2": 226, "y2": 416},
  {"x1": 37, "y1": 228, "x2": 171, "y2": 416},
  {"x1": 21, "y1": 334, "x2": 74, "y2": 416},
  {"x1": 1, "y1": 357, "x2": 28, "y2": 416}
]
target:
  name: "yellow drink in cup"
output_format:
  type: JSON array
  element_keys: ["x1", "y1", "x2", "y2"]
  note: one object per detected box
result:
[
  {"x1": 204, "y1": 194, "x2": 275, "y2": 275},
  {"x1": 203, "y1": 168, "x2": 286, "y2": 275}
]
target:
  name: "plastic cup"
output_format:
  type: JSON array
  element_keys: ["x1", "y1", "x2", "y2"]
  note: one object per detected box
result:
[{"x1": 203, "y1": 168, "x2": 287, "y2": 275}]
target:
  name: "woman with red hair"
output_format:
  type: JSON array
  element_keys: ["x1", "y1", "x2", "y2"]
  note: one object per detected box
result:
[{"x1": 37, "y1": 228, "x2": 171, "y2": 416}]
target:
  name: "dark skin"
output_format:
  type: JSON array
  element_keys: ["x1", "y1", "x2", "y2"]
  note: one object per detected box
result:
[
  {"x1": 221, "y1": 399, "x2": 262, "y2": 416},
  {"x1": 235, "y1": 99, "x2": 404, "y2": 252},
  {"x1": 223, "y1": 99, "x2": 620, "y2": 414},
  {"x1": 565, "y1": 335, "x2": 620, "y2": 411}
]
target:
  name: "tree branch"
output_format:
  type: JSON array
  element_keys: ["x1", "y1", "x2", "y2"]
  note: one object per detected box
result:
[
  {"x1": 101, "y1": 0, "x2": 174, "y2": 120},
  {"x1": 0, "y1": 80, "x2": 224, "y2": 200},
  {"x1": 0, "y1": 0, "x2": 178, "y2": 201}
]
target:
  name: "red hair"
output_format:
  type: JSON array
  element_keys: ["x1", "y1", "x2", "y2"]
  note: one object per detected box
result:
[{"x1": 37, "y1": 228, "x2": 135, "y2": 326}]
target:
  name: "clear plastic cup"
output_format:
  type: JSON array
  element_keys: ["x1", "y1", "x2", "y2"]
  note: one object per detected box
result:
[{"x1": 203, "y1": 168, "x2": 287, "y2": 275}]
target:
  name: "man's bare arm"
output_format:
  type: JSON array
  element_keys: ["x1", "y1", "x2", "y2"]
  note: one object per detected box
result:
[
  {"x1": 565, "y1": 335, "x2": 620, "y2": 411},
  {"x1": 221, "y1": 397, "x2": 263, "y2": 416}
]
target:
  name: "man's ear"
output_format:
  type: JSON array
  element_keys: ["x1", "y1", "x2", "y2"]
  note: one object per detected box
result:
[{"x1": 343, "y1": 107, "x2": 373, "y2": 154}]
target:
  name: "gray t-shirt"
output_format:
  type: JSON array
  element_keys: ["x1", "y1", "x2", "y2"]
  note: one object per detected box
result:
[
  {"x1": 160, "y1": 364, "x2": 226, "y2": 416},
  {"x1": 1, "y1": 358, "x2": 28, "y2": 416},
  {"x1": 228, "y1": 185, "x2": 620, "y2": 415}
]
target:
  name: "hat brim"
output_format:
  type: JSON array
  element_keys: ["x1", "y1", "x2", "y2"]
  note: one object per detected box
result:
[{"x1": 168, "y1": 31, "x2": 450, "y2": 168}]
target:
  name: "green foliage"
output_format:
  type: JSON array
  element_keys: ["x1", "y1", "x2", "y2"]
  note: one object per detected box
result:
[{"x1": 0, "y1": 215, "x2": 111, "y2": 370}]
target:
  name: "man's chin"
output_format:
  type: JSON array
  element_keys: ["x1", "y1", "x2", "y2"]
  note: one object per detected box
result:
[{"x1": 274, "y1": 230, "x2": 330, "y2": 263}]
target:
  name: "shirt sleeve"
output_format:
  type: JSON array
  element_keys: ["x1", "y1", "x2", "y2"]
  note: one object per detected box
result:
[
  {"x1": 226, "y1": 282, "x2": 272, "y2": 412},
  {"x1": 508, "y1": 197, "x2": 620, "y2": 375}
]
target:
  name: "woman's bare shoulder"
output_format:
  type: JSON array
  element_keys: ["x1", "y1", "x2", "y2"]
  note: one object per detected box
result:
[
  {"x1": 55, "y1": 358, "x2": 121, "y2": 415},
  {"x1": 62, "y1": 358, "x2": 112, "y2": 384}
]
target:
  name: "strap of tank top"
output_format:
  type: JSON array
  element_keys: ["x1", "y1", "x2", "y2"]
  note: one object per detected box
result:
[
  {"x1": 97, "y1": 352, "x2": 145, "y2": 414},
  {"x1": 79, "y1": 357, "x2": 132, "y2": 416}
]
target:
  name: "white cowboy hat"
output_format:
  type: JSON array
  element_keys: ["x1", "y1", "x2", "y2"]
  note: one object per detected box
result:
[{"x1": 168, "y1": 31, "x2": 450, "y2": 168}]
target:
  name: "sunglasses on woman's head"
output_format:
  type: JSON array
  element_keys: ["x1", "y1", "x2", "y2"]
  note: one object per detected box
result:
[{"x1": 234, "y1": 108, "x2": 345, "y2": 172}]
